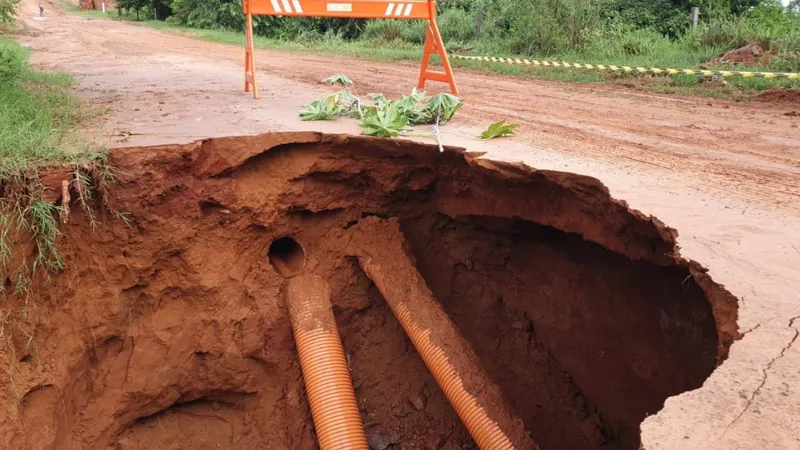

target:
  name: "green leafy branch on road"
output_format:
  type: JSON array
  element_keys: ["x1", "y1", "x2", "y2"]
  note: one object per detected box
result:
[
  {"x1": 300, "y1": 74, "x2": 476, "y2": 140},
  {"x1": 299, "y1": 97, "x2": 347, "y2": 121},
  {"x1": 322, "y1": 74, "x2": 354, "y2": 86},
  {"x1": 360, "y1": 101, "x2": 411, "y2": 138},
  {"x1": 480, "y1": 120, "x2": 520, "y2": 139}
]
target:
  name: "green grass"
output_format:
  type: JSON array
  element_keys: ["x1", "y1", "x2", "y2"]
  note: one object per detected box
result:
[
  {"x1": 69, "y1": 6, "x2": 800, "y2": 99},
  {"x1": 23, "y1": 201, "x2": 64, "y2": 273},
  {"x1": 0, "y1": 38, "x2": 103, "y2": 179}
]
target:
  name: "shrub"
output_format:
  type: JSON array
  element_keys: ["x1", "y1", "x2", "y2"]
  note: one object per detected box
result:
[
  {"x1": 0, "y1": 0, "x2": 18, "y2": 24},
  {"x1": 438, "y1": 8, "x2": 476, "y2": 43},
  {"x1": 0, "y1": 38, "x2": 26, "y2": 83},
  {"x1": 169, "y1": 0, "x2": 220, "y2": 28},
  {"x1": 363, "y1": 20, "x2": 403, "y2": 41},
  {"x1": 683, "y1": 19, "x2": 755, "y2": 49},
  {"x1": 216, "y1": 0, "x2": 245, "y2": 30},
  {"x1": 362, "y1": 20, "x2": 428, "y2": 44},
  {"x1": 603, "y1": 0, "x2": 687, "y2": 37},
  {"x1": 400, "y1": 20, "x2": 428, "y2": 44},
  {"x1": 509, "y1": 9, "x2": 569, "y2": 56},
  {"x1": 362, "y1": 20, "x2": 405, "y2": 42},
  {"x1": 619, "y1": 28, "x2": 670, "y2": 55},
  {"x1": 682, "y1": 11, "x2": 800, "y2": 54},
  {"x1": 504, "y1": 0, "x2": 606, "y2": 56}
]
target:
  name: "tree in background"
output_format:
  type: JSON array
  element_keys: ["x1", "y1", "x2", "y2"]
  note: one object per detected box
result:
[
  {"x1": 1, "y1": 0, "x2": 20, "y2": 23},
  {"x1": 117, "y1": 0, "x2": 147, "y2": 19}
]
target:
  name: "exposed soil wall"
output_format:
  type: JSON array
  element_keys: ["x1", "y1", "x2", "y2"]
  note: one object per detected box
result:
[{"x1": 0, "y1": 132, "x2": 740, "y2": 450}]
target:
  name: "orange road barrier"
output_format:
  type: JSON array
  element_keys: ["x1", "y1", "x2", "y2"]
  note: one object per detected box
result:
[
  {"x1": 286, "y1": 273, "x2": 370, "y2": 449},
  {"x1": 244, "y1": 9, "x2": 257, "y2": 98},
  {"x1": 349, "y1": 218, "x2": 539, "y2": 450},
  {"x1": 242, "y1": 0, "x2": 459, "y2": 99}
]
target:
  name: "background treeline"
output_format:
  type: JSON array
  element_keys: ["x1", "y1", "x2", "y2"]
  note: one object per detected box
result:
[
  {"x1": 111, "y1": 0, "x2": 799, "y2": 70},
  {"x1": 4, "y1": 0, "x2": 798, "y2": 71}
]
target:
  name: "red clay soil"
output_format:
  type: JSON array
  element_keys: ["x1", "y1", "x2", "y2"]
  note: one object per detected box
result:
[
  {"x1": 347, "y1": 218, "x2": 536, "y2": 449},
  {"x1": 0, "y1": 133, "x2": 739, "y2": 450},
  {"x1": 758, "y1": 88, "x2": 800, "y2": 104},
  {"x1": 719, "y1": 44, "x2": 767, "y2": 66}
]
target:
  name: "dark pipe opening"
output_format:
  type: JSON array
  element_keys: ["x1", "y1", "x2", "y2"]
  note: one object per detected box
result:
[{"x1": 268, "y1": 237, "x2": 306, "y2": 278}]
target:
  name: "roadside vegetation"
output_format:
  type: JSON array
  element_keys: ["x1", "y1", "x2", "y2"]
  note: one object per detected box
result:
[
  {"x1": 0, "y1": 38, "x2": 101, "y2": 176},
  {"x1": 0, "y1": 36, "x2": 111, "y2": 298},
  {"x1": 75, "y1": 0, "x2": 800, "y2": 97},
  {"x1": 1, "y1": 0, "x2": 19, "y2": 25}
]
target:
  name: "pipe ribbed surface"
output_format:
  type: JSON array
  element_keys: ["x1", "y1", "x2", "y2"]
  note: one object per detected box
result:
[
  {"x1": 286, "y1": 273, "x2": 369, "y2": 450},
  {"x1": 350, "y1": 218, "x2": 538, "y2": 450}
]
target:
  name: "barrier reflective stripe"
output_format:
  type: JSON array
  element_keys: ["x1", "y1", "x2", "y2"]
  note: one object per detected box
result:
[
  {"x1": 385, "y1": 3, "x2": 415, "y2": 16},
  {"x1": 243, "y1": 0, "x2": 459, "y2": 99},
  {"x1": 265, "y1": 0, "x2": 303, "y2": 13}
]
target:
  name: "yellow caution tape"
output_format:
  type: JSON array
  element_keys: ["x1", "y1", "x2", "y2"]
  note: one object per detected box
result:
[{"x1": 452, "y1": 55, "x2": 800, "y2": 80}]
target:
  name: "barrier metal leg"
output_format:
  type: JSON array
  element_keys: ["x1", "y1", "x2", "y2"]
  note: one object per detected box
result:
[
  {"x1": 244, "y1": 11, "x2": 259, "y2": 99},
  {"x1": 418, "y1": 15, "x2": 459, "y2": 95}
]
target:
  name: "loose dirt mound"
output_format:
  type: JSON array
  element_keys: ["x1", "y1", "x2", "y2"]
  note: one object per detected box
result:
[
  {"x1": 720, "y1": 44, "x2": 767, "y2": 66},
  {"x1": 758, "y1": 88, "x2": 800, "y2": 104},
  {"x1": 702, "y1": 43, "x2": 782, "y2": 68},
  {"x1": 0, "y1": 133, "x2": 739, "y2": 450}
]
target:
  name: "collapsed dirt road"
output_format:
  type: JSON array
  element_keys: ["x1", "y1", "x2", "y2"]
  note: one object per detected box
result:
[
  {"x1": 0, "y1": 132, "x2": 738, "y2": 450},
  {"x1": 10, "y1": 0, "x2": 800, "y2": 449}
]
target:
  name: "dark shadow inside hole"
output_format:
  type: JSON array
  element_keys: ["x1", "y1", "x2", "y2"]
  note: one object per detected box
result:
[
  {"x1": 399, "y1": 213, "x2": 719, "y2": 450},
  {"x1": 268, "y1": 237, "x2": 305, "y2": 277}
]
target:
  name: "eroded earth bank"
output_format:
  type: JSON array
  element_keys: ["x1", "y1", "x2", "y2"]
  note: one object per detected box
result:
[{"x1": 0, "y1": 133, "x2": 740, "y2": 450}]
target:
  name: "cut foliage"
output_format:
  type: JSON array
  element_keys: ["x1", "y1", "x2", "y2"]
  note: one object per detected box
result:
[
  {"x1": 321, "y1": 74, "x2": 354, "y2": 86},
  {"x1": 424, "y1": 93, "x2": 463, "y2": 123},
  {"x1": 300, "y1": 74, "x2": 469, "y2": 139},
  {"x1": 360, "y1": 101, "x2": 410, "y2": 137},
  {"x1": 299, "y1": 96, "x2": 346, "y2": 121},
  {"x1": 480, "y1": 120, "x2": 520, "y2": 139}
]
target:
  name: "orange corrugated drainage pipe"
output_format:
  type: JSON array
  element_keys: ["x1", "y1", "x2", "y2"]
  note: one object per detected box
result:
[
  {"x1": 348, "y1": 218, "x2": 539, "y2": 450},
  {"x1": 285, "y1": 273, "x2": 370, "y2": 450}
]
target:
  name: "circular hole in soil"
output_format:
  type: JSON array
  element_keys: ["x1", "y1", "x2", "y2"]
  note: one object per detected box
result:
[{"x1": 268, "y1": 237, "x2": 306, "y2": 277}]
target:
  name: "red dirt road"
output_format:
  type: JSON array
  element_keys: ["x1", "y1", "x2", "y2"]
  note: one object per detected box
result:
[{"x1": 15, "y1": 0, "x2": 800, "y2": 448}]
